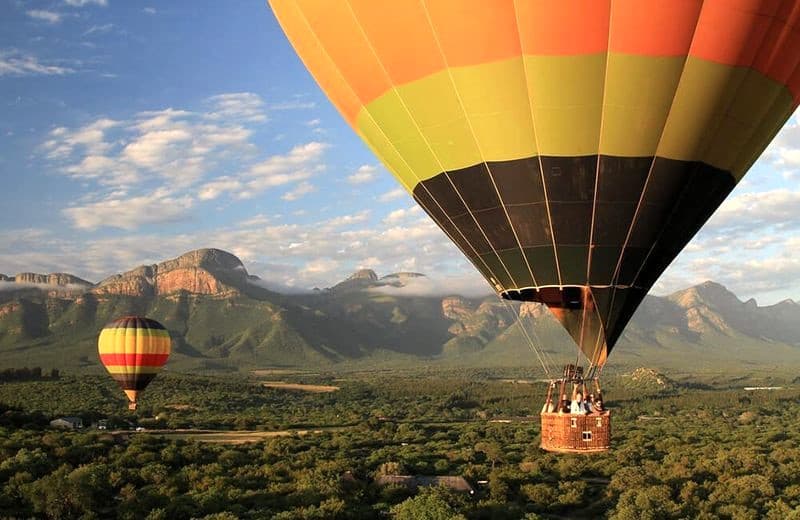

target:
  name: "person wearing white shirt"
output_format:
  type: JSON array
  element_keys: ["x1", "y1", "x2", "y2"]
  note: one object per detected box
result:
[{"x1": 570, "y1": 391, "x2": 588, "y2": 415}]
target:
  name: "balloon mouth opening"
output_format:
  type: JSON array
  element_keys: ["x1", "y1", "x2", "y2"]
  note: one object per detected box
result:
[
  {"x1": 500, "y1": 286, "x2": 591, "y2": 308},
  {"x1": 500, "y1": 286, "x2": 609, "y2": 367}
]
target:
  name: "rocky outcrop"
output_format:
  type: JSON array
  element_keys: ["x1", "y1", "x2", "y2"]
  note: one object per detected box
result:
[
  {"x1": 685, "y1": 306, "x2": 730, "y2": 334},
  {"x1": 0, "y1": 272, "x2": 92, "y2": 299},
  {"x1": 441, "y1": 297, "x2": 510, "y2": 337},
  {"x1": 442, "y1": 296, "x2": 471, "y2": 322},
  {"x1": 667, "y1": 280, "x2": 800, "y2": 343},
  {"x1": 518, "y1": 302, "x2": 549, "y2": 320},
  {"x1": 624, "y1": 367, "x2": 676, "y2": 391},
  {"x1": 12, "y1": 273, "x2": 92, "y2": 287},
  {"x1": 92, "y1": 269, "x2": 156, "y2": 298},
  {"x1": 330, "y1": 269, "x2": 381, "y2": 293},
  {"x1": 93, "y1": 249, "x2": 247, "y2": 298},
  {"x1": 155, "y1": 268, "x2": 232, "y2": 295},
  {"x1": 348, "y1": 269, "x2": 378, "y2": 282}
]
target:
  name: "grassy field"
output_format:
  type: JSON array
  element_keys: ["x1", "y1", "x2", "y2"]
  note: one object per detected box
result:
[
  {"x1": 129, "y1": 428, "x2": 345, "y2": 444},
  {"x1": 260, "y1": 381, "x2": 340, "y2": 393}
]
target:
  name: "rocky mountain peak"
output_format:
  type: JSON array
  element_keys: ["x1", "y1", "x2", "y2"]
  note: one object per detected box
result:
[
  {"x1": 330, "y1": 269, "x2": 381, "y2": 293},
  {"x1": 624, "y1": 367, "x2": 676, "y2": 390},
  {"x1": 162, "y1": 248, "x2": 246, "y2": 273},
  {"x1": 669, "y1": 280, "x2": 742, "y2": 310},
  {"x1": 93, "y1": 248, "x2": 249, "y2": 298},
  {"x1": 348, "y1": 269, "x2": 378, "y2": 282},
  {"x1": 0, "y1": 272, "x2": 92, "y2": 299},
  {"x1": 441, "y1": 296, "x2": 470, "y2": 320},
  {"x1": 10, "y1": 273, "x2": 92, "y2": 287}
]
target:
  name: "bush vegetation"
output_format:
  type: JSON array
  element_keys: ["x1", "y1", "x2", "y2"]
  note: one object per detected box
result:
[{"x1": 1, "y1": 370, "x2": 799, "y2": 518}]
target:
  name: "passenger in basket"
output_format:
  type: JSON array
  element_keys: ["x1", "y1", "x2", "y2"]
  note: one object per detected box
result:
[
  {"x1": 542, "y1": 382, "x2": 557, "y2": 413},
  {"x1": 570, "y1": 391, "x2": 588, "y2": 415},
  {"x1": 584, "y1": 394, "x2": 594, "y2": 414},
  {"x1": 594, "y1": 393, "x2": 605, "y2": 412},
  {"x1": 559, "y1": 394, "x2": 570, "y2": 414}
]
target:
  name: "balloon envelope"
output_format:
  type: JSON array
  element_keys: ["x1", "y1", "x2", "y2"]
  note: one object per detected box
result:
[
  {"x1": 270, "y1": 0, "x2": 800, "y2": 365},
  {"x1": 98, "y1": 316, "x2": 170, "y2": 407}
]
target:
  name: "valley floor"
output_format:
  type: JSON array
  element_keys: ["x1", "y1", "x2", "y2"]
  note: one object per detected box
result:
[{"x1": 1, "y1": 368, "x2": 799, "y2": 518}]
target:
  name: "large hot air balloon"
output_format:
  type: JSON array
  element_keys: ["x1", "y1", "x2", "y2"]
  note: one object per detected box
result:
[
  {"x1": 269, "y1": 0, "x2": 800, "y2": 451},
  {"x1": 98, "y1": 316, "x2": 171, "y2": 410}
]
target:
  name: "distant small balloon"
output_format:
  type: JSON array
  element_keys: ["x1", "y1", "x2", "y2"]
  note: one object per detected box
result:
[{"x1": 98, "y1": 316, "x2": 170, "y2": 410}]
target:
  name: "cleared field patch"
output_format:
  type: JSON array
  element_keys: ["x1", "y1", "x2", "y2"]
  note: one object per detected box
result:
[
  {"x1": 251, "y1": 369, "x2": 316, "y2": 377},
  {"x1": 168, "y1": 430, "x2": 325, "y2": 444},
  {"x1": 164, "y1": 403, "x2": 197, "y2": 410},
  {"x1": 120, "y1": 428, "x2": 340, "y2": 445},
  {"x1": 262, "y1": 381, "x2": 339, "y2": 393}
]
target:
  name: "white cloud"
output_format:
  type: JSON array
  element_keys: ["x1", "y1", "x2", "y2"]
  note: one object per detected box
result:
[
  {"x1": 122, "y1": 127, "x2": 193, "y2": 168},
  {"x1": 198, "y1": 177, "x2": 243, "y2": 201},
  {"x1": 207, "y1": 93, "x2": 267, "y2": 123},
  {"x1": 0, "y1": 50, "x2": 74, "y2": 76},
  {"x1": 40, "y1": 96, "x2": 334, "y2": 237},
  {"x1": 705, "y1": 189, "x2": 800, "y2": 233},
  {"x1": 64, "y1": 155, "x2": 139, "y2": 185},
  {"x1": 43, "y1": 118, "x2": 118, "y2": 158},
  {"x1": 323, "y1": 210, "x2": 371, "y2": 229},
  {"x1": 347, "y1": 164, "x2": 379, "y2": 184},
  {"x1": 652, "y1": 183, "x2": 800, "y2": 303},
  {"x1": 383, "y1": 206, "x2": 421, "y2": 225},
  {"x1": 370, "y1": 273, "x2": 491, "y2": 298},
  {"x1": 0, "y1": 281, "x2": 89, "y2": 293},
  {"x1": 27, "y1": 10, "x2": 62, "y2": 23},
  {"x1": 378, "y1": 188, "x2": 407, "y2": 202},
  {"x1": 63, "y1": 189, "x2": 194, "y2": 230},
  {"x1": 282, "y1": 181, "x2": 316, "y2": 201},
  {"x1": 246, "y1": 142, "x2": 327, "y2": 177},
  {"x1": 143, "y1": 7, "x2": 156, "y2": 15},
  {"x1": 42, "y1": 101, "x2": 260, "y2": 188},
  {"x1": 269, "y1": 100, "x2": 316, "y2": 110},
  {"x1": 763, "y1": 112, "x2": 800, "y2": 173},
  {"x1": 0, "y1": 204, "x2": 479, "y2": 293},
  {"x1": 83, "y1": 23, "x2": 114, "y2": 36},
  {"x1": 64, "y1": 0, "x2": 107, "y2": 6},
  {"x1": 236, "y1": 141, "x2": 328, "y2": 197},
  {"x1": 658, "y1": 247, "x2": 800, "y2": 303},
  {"x1": 301, "y1": 258, "x2": 340, "y2": 276}
]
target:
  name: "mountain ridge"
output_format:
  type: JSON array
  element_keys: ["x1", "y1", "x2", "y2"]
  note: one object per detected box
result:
[{"x1": 1, "y1": 248, "x2": 798, "y2": 374}]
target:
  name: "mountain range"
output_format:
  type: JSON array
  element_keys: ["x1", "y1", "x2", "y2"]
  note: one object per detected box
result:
[{"x1": 1, "y1": 248, "x2": 798, "y2": 375}]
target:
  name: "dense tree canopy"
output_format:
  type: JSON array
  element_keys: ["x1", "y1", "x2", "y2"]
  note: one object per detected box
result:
[{"x1": 1, "y1": 370, "x2": 800, "y2": 518}]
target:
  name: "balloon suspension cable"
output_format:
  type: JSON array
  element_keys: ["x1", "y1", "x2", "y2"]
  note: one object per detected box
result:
[
  {"x1": 586, "y1": 362, "x2": 597, "y2": 381},
  {"x1": 499, "y1": 298, "x2": 552, "y2": 379},
  {"x1": 530, "y1": 313, "x2": 557, "y2": 375}
]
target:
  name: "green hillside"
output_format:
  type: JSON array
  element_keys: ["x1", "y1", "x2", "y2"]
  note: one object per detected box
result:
[{"x1": 0, "y1": 249, "x2": 798, "y2": 376}]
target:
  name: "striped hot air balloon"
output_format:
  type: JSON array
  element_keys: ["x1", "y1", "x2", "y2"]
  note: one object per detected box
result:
[
  {"x1": 98, "y1": 316, "x2": 171, "y2": 410},
  {"x1": 269, "y1": 0, "x2": 800, "y2": 370}
]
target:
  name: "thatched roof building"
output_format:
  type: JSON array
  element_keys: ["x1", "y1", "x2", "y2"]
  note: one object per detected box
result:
[{"x1": 375, "y1": 475, "x2": 474, "y2": 494}]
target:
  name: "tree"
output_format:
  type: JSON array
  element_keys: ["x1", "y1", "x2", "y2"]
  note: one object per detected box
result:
[
  {"x1": 376, "y1": 461, "x2": 406, "y2": 476},
  {"x1": 475, "y1": 441, "x2": 503, "y2": 470},
  {"x1": 390, "y1": 488, "x2": 467, "y2": 520},
  {"x1": 610, "y1": 485, "x2": 681, "y2": 520}
]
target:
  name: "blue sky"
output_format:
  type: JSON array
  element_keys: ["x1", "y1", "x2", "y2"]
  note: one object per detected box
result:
[{"x1": 1, "y1": 0, "x2": 799, "y2": 304}]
